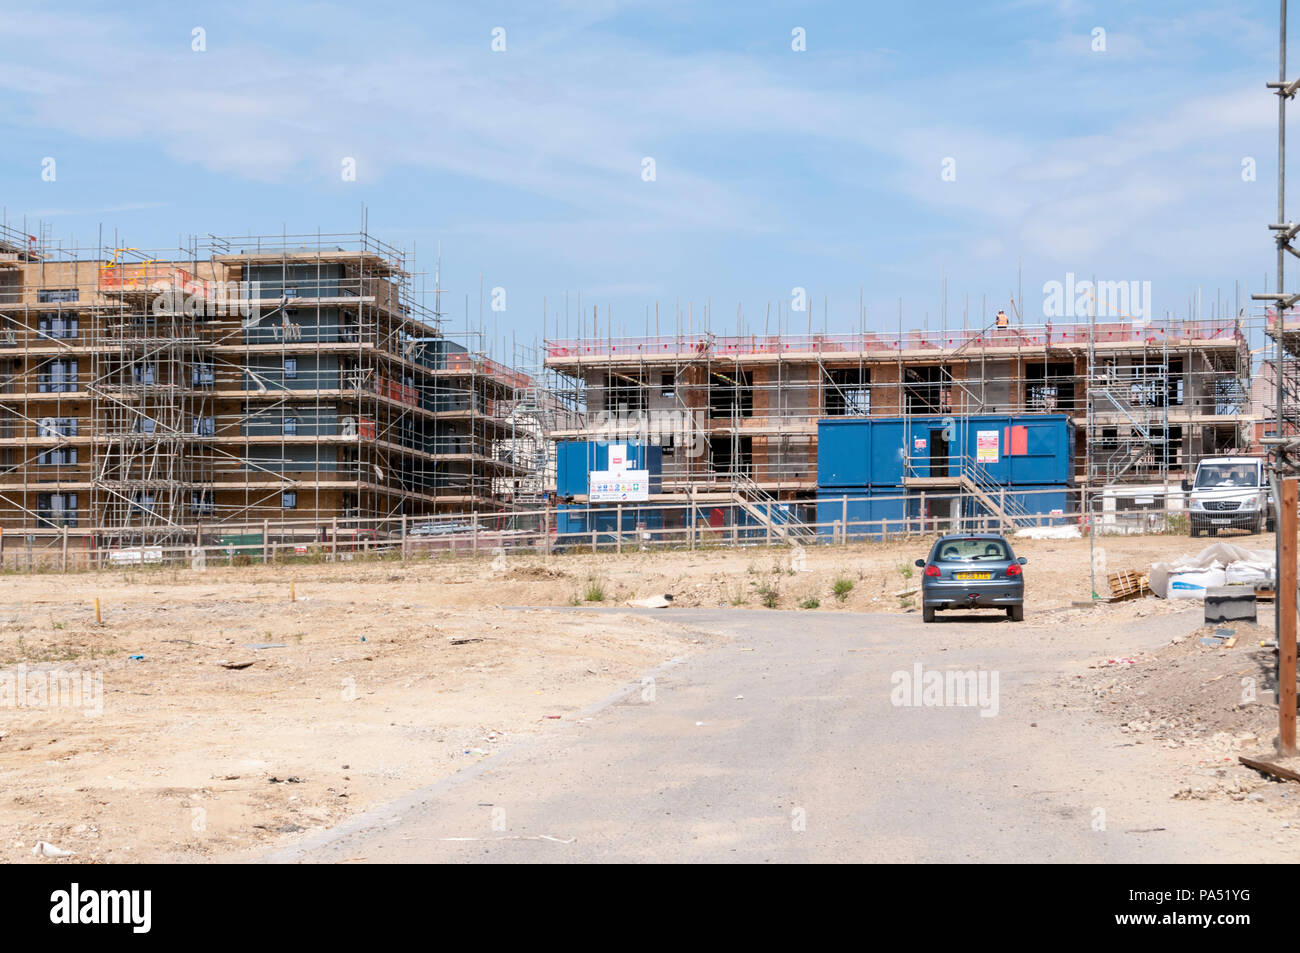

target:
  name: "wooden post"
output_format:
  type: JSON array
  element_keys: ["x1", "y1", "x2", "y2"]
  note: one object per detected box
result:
[
  {"x1": 842, "y1": 495, "x2": 848, "y2": 545},
  {"x1": 94, "y1": 597, "x2": 101, "y2": 626},
  {"x1": 689, "y1": 488, "x2": 696, "y2": 552},
  {"x1": 472, "y1": 514, "x2": 479, "y2": 554},
  {"x1": 543, "y1": 505, "x2": 551, "y2": 556},
  {"x1": 262, "y1": 519, "x2": 269, "y2": 563},
  {"x1": 61, "y1": 525, "x2": 68, "y2": 573},
  {"x1": 1280, "y1": 477, "x2": 1298, "y2": 755},
  {"x1": 401, "y1": 514, "x2": 408, "y2": 563},
  {"x1": 331, "y1": 518, "x2": 338, "y2": 562},
  {"x1": 616, "y1": 504, "x2": 623, "y2": 554}
]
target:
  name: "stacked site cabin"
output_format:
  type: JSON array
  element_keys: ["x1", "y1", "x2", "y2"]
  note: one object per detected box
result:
[{"x1": 815, "y1": 414, "x2": 1075, "y2": 538}]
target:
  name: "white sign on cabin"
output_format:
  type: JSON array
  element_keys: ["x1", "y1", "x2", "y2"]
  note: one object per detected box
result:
[{"x1": 608, "y1": 444, "x2": 629, "y2": 472}]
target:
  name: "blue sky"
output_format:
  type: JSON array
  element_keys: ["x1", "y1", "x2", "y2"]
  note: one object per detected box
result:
[{"x1": 0, "y1": 0, "x2": 1287, "y2": 360}]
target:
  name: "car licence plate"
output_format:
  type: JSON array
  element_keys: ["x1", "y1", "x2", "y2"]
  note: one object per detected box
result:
[{"x1": 955, "y1": 572, "x2": 992, "y2": 580}]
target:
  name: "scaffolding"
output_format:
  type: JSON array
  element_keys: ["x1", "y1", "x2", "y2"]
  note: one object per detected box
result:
[
  {"x1": 1254, "y1": 1, "x2": 1300, "y2": 477},
  {"x1": 94, "y1": 255, "x2": 210, "y2": 542},
  {"x1": 543, "y1": 314, "x2": 1255, "y2": 507},
  {"x1": 0, "y1": 221, "x2": 537, "y2": 542}
]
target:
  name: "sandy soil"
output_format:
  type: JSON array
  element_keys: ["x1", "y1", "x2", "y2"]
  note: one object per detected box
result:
[
  {"x1": 1061, "y1": 602, "x2": 1300, "y2": 808},
  {"x1": 0, "y1": 528, "x2": 1281, "y2": 863},
  {"x1": 0, "y1": 570, "x2": 711, "y2": 863}
]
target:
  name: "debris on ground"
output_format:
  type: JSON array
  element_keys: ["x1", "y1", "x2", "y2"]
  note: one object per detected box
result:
[
  {"x1": 1015, "y1": 525, "x2": 1081, "y2": 540},
  {"x1": 626, "y1": 594, "x2": 673, "y2": 608},
  {"x1": 1066, "y1": 615, "x2": 1276, "y2": 759},
  {"x1": 1106, "y1": 569, "x2": 1150, "y2": 602},
  {"x1": 1239, "y1": 756, "x2": 1300, "y2": 784},
  {"x1": 31, "y1": 841, "x2": 75, "y2": 858}
]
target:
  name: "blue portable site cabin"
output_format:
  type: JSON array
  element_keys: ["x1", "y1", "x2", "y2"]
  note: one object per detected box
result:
[
  {"x1": 555, "y1": 440, "x2": 663, "y2": 499},
  {"x1": 818, "y1": 414, "x2": 1074, "y2": 488},
  {"x1": 815, "y1": 414, "x2": 1076, "y2": 540},
  {"x1": 554, "y1": 440, "x2": 666, "y2": 544}
]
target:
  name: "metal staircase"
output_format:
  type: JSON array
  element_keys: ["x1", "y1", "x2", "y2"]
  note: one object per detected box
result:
[
  {"x1": 1086, "y1": 361, "x2": 1170, "y2": 484},
  {"x1": 509, "y1": 384, "x2": 556, "y2": 505},
  {"x1": 729, "y1": 472, "x2": 815, "y2": 541},
  {"x1": 901, "y1": 452, "x2": 1030, "y2": 531},
  {"x1": 959, "y1": 458, "x2": 1030, "y2": 529}
]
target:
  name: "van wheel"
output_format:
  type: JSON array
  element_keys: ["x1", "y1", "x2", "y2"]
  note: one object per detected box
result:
[
  {"x1": 922, "y1": 606, "x2": 935, "y2": 623},
  {"x1": 1007, "y1": 605, "x2": 1024, "y2": 622}
]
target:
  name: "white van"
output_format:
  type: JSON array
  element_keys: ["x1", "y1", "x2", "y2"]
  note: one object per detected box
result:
[{"x1": 1183, "y1": 456, "x2": 1268, "y2": 538}]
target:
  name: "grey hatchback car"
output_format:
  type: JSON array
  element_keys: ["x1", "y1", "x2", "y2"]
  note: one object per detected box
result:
[{"x1": 915, "y1": 533, "x2": 1027, "y2": 623}]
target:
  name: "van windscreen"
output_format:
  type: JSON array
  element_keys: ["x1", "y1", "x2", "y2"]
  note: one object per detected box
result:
[{"x1": 1194, "y1": 464, "x2": 1259, "y2": 488}]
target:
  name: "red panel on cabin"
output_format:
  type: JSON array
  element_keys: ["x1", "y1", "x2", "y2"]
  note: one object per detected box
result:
[{"x1": 1003, "y1": 425, "x2": 1028, "y2": 456}]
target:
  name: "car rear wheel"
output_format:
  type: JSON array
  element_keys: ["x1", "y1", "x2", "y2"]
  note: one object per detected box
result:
[
  {"x1": 1007, "y1": 605, "x2": 1024, "y2": 622},
  {"x1": 922, "y1": 606, "x2": 935, "y2": 623}
]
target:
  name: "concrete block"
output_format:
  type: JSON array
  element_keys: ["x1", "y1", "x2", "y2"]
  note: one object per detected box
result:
[{"x1": 1204, "y1": 586, "x2": 1257, "y2": 625}]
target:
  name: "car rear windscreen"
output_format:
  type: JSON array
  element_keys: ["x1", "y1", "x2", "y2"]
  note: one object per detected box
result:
[{"x1": 933, "y1": 538, "x2": 1010, "y2": 561}]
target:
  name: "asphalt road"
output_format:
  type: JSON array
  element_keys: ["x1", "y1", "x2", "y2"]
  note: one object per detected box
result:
[{"x1": 266, "y1": 605, "x2": 1240, "y2": 863}]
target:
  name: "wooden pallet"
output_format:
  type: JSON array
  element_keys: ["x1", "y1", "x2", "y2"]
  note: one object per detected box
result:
[{"x1": 1107, "y1": 568, "x2": 1150, "y2": 601}]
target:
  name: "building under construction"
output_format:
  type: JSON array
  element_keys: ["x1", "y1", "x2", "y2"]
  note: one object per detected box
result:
[
  {"x1": 543, "y1": 316, "x2": 1253, "y2": 506},
  {"x1": 0, "y1": 222, "x2": 531, "y2": 544}
]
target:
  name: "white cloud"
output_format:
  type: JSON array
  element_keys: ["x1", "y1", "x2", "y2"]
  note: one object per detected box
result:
[{"x1": 0, "y1": 1, "x2": 1282, "y2": 323}]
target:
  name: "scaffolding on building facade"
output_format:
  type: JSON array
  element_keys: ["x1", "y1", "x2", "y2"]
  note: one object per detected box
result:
[
  {"x1": 0, "y1": 221, "x2": 536, "y2": 544},
  {"x1": 543, "y1": 315, "x2": 1254, "y2": 511}
]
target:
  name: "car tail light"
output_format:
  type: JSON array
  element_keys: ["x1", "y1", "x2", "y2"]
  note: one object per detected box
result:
[
  {"x1": 923, "y1": 564, "x2": 941, "y2": 577},
  {"x1": 1006, "y1": 563, "x2": 1022, "y2": 577}
]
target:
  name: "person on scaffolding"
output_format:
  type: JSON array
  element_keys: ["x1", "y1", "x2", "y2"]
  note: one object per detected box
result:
[{"x1": 995, "y1": 310, "x2": 1010, "y2": 329}]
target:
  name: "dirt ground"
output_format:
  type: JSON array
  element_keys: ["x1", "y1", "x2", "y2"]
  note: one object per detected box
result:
[
  {"x1": 0, "y1": 528, "x2": 1284, "y2": 863},
  {"x1": 1060, "y1": 598, "x2": 1300, "y2": 811}
]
